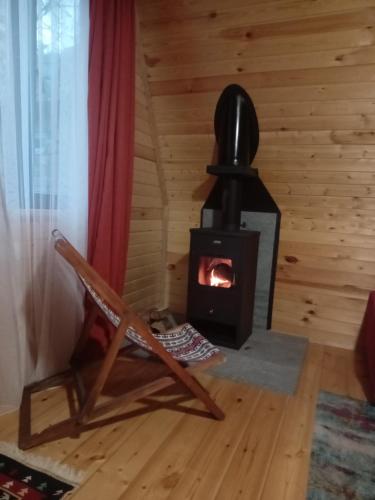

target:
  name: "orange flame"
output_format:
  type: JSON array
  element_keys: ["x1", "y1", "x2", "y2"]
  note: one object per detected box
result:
[{"x1": 209, "y1": 269, "x2": 231, "y2": 288}]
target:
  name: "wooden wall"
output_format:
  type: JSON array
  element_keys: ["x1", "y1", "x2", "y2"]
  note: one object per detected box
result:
[
  {"x1": 136, "y1": 0, "x2": 375, "y2": 349},
  {"x1": 123, "y1": 40, "x2": 167, "y2": 313}
]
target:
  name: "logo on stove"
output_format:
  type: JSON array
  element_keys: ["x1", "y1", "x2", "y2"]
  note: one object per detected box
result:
[{"x1": 213, "y1": 240, "x2": 222, "y2": 245}]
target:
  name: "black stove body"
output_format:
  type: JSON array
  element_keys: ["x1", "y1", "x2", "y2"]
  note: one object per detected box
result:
[
  {"x1": 187, "y1": 228, "x2": 259, "y2": 349},
  {"x1": 186, "y1": 84, "x2": 280, "y2": 349}
]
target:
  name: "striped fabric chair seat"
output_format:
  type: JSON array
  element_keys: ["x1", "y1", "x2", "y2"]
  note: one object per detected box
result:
[
  {"x1": 80, "y1": 276, "x2": 221, "y2": 364},
  {"x1": 126, "y1": 323, "x2": 220, "y2": 363}
]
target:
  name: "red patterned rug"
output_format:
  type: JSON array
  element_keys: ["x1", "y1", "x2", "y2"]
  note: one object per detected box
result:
[{"x1": 0, "y1": 442, "x2": 82, "y2": 499}]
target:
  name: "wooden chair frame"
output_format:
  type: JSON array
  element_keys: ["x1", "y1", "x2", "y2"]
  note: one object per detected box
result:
[{"x1": 18, "y1": 232, "x2": 225, "y2": 450}]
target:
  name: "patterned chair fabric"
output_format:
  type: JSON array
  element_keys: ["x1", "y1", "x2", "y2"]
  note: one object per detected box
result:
[{"x1": 80, "y1": 276, "x2": 220, "y2": 364}]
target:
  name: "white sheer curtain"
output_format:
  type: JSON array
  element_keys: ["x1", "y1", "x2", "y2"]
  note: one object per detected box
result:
[{"x1": 0, "y1": 0, "x2": 89, "y2": 413}]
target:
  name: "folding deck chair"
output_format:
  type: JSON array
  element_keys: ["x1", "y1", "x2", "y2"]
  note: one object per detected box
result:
[{"x1": 18, "y1": 230, "x2": 225, "y2": 449}]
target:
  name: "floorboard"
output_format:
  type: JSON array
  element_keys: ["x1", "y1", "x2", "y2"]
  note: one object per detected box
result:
[{"x1": 0, "y1": 344, "x2": 367, "y2": 499}]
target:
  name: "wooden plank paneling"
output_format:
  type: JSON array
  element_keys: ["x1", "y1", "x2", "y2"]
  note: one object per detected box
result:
[
  {"x1": 143, "y1": 29, "x2": 375, "y2": 65},
  {"x1": 137, "y1": 0, "x2": 375, "y2": 349},
  {"x1": 123, "y1": 31, "x2": 166, "y2": 313},
  {"x1": 139, "y1": 1, "x2": 375, "y2": 40}
]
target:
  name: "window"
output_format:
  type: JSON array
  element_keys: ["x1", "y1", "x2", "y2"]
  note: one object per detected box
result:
[{"x1": 0, "y1": 0, "x2": 84, "y2": 210}]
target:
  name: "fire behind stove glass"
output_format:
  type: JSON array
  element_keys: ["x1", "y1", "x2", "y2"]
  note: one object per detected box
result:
[{"x1": 198, "y1": 257, "x2": 235, "y2": 288}]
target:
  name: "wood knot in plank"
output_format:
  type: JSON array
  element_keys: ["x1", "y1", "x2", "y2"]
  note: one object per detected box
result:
[
  {"x1": 285, "y1": 255, "x2": 298, "y2": 263},
  {"x1": 162, "y1": 472, "x2": 181, "y2": 489},
  {"x1": 144, "y1": 54, "x2": 160, "y2": 67}
]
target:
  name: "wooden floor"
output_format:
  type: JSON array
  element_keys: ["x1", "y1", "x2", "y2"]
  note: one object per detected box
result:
[{"x1": 0, "y1": 344, "x2": 367, "y2": 499}]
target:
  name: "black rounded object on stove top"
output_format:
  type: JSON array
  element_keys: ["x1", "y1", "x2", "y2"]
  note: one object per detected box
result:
[{"x1": 214, "y1": 84, "x2": 259, "y2": 167}]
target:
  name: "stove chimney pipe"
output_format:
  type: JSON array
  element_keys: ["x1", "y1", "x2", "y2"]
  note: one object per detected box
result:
[
  {"x1": 214, "y1": 84, "x2": 259, "y2": 167},
  {"x1": 210, "y1": 84, "x2": 259, "y2": 231}
]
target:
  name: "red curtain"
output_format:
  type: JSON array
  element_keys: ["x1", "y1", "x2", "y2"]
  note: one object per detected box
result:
[{"x1": 87, "y1": 0, "x2": 135, "y2": 347}]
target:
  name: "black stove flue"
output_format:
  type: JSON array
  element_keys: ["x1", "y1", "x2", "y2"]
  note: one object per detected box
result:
[
  {"x1": 186, "y1": 84, "x2": 280, "y2": 349},
  {"x1": 214, "y1": 84, "x2": 259, "y2": 168},
  {"x1": 209, "y1": 84, "x2": 259, "y2": 232}
]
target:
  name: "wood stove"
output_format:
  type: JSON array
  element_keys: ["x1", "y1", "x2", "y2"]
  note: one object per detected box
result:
[
  {"x1": 186, "y1": 84, "x2": 280, "y2": 349},
  {"x1": 187, "y1": 228, "x2": 259, "y2": 349}
]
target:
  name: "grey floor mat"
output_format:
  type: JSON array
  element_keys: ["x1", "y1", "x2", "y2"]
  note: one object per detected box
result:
[{"x1": 209, "y1": 328, "x2": 309, "y2": 395}]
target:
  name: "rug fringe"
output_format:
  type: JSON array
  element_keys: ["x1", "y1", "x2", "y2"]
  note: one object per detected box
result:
[{"x1": 0, "y1": 441, "x2": 84, "y2": 485}]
